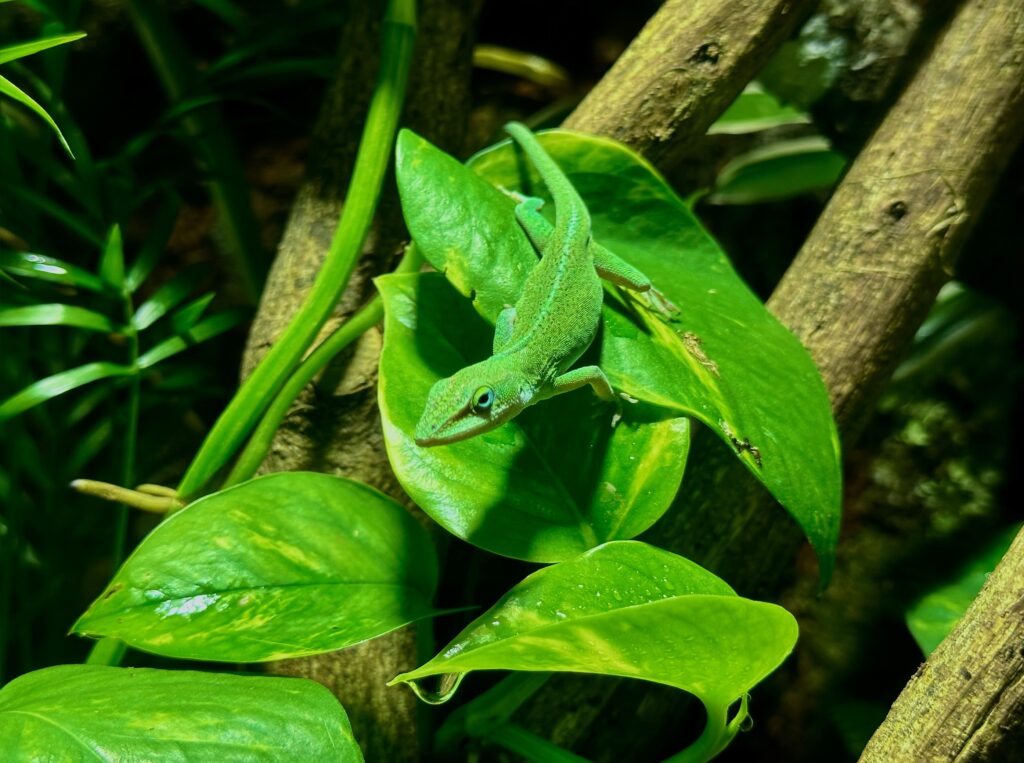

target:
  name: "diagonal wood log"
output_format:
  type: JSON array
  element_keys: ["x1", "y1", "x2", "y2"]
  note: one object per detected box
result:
[
  {"x1": 242, "y1": 2, "x2": 480, "y2": 761},
  {"x1": 516, "y1": 0, "x2": 1024, "y2": 758},
  {"x1": 859, "y1": 523, "x2": 1024, "y2": 760},
  {"x1": 564, "y1": 0, "x2": 815, "y2": 167}
]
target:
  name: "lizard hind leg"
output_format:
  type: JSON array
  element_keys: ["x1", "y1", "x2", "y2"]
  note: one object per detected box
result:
[
  {"x1": 493, "y1": 305, "x2": 517, "y2": 353},
  {"x1": 591, "y1": 240, "x2": 680, "y2": 319}
]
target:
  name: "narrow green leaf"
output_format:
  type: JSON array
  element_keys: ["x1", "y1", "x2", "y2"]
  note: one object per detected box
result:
[
  {"x1": 0, "y1": 362, "x2": 133, "y2": 421},
  {"x1": 710, "y1": 137, "x2": 847, "y2": 204},
  {"x1": 0, "y1": 32, "x2": 87, "y2": 66},
  {"x1": 99, "y1": 224, "x2": 125, "y2": 290},
  {"x1": 0, "y1": 303, "x2": 118, "y2": 332},
  {"x1": 1, "y1": 186, "x2": 104, "y2": 246},
  {"x1": 74, "y1": 472, "x2": 441, "y2": 662},
  {"x1": 125, "y1": 195, "x2": 181, "y2": 292},
  {"x1": 400, "y1": 129, "x2": 842, "y2": 580},
  {"x1": 131, "y1": 266, "x2": 204, "y2": 330},
  {"x1": 392, "y1": 541, "x2": 798, "y2": 712},
  {"x1": 0, "y1": 251, "x2": 110, "y2": 293},
  {"x1": 0, "y1": 73, "x2": 72, "y2": 157},
  {"x1": 171, "y1": 292, "x2": 216, "y2": 333},
  {"x1": 378, "y1": 273, "x2": 691, "y2": 562},
  {"x1": 0, "y1": 664, "x2": 363, "y2": 761},
  {"x1": 136, "y1": 308, "x2": 248, "y2": 369},
  {"x1": 906, "y1": 524, "x2": 1022, "y2": 656}
]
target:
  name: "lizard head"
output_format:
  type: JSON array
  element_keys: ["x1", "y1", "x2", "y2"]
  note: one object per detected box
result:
[{"x1": 414, "y1": 361, "x2": 528, "y2": 446}]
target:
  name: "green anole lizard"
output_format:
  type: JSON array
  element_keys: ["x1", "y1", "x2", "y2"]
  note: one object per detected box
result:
[{"x1": 414, "y1": 122, "x2": 676, "y2": 446}]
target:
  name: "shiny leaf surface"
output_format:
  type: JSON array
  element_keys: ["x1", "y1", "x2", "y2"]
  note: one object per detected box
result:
[
  {"x1": 0, "y1": 664, "x2": 362, "y2": 761},
  {"x1": 378, "y1": 273, "x2": 690, "y2": 562},
  {"x1": 0, "y1": 361, "x2": 133, "y2": 421},
  {"x1": 0, "y1": 251, "x2": 110, "y2": 293},
  {"x1": 0, "y1": 74, "x2": 71, "y2": 156},
  {"x1": 0, "y1": 33, "x2": 86, "y2": 66},
  {"x1": 392, "y1": 541, "x2": 798, "y2": 710},
  {"x1": 74, "y1": 472, "x2": 439, "y2": 662},
  {"x1": 404, "y1": 129, "x2": 840, "y2": 579},
  {"x1": 395, "y1": 128, "x2": 536, "y2": 321},
  {"x1": 0, "y1": 303, "x2": 118, "y2": 332}
]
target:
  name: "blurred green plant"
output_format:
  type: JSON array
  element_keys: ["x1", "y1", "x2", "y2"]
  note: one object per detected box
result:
[
  {"x1": 906, "y1": 523, "x2": 1021, "y2": 656},
  {"x1": 0, "y1": 29, "x2": 83, "y2": 156}
]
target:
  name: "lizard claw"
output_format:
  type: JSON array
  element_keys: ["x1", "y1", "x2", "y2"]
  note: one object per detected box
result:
[
  {"x1": 642, "y1": 287, "x2": 681, "y2": 321},
  {"x1": 610, "y1": 391, "x2": 638, "y2": 428},
  {"x1": 497, "y1": 185, "x2": 530, "y2": 204}
]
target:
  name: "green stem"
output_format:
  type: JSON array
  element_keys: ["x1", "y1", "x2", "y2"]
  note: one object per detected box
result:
[
  {"x1": 223, "y1": 244, "x2": 423, "y2": 487},
  {"x1": 112, "y1": 295, "x2": 140, "y2": 566},
  {"x1": 435, "y1": 671, "x2": 552, "y2": 757},
  {"x1": 486, "y1": 723, "x2": 592, "y2": 763},
  {"x1": 176, "y1": 0, "x2": 417, "y2": 500},
  {"x1": 86, "y1": 289, "x2": 141, "y2": 668},
  {"x1": 84, "y1": 636, "x2": 126, "y2": 667},
  {"x1": 124, "y1": 0, "x2": 267, "y2": 302},
  {"x1": 662, "y1": 701, "x2": 732, "y2": 763}
]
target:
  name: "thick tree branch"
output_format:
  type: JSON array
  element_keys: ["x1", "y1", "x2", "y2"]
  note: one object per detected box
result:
[
  {"x1": 564, "y1": 0, "x2": 815, "y2": 167},
  {"x1": 518, "y1": 0, "x2": 1024, "y2": 758},
  {"x1": 769, "y1": 0, "x2": 1024, "y2": 436},
  {"x1": 859, "y1": 525, "x2": 1024, "y2": 760}
]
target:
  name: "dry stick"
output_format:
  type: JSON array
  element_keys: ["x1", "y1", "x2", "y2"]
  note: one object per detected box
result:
[
  {"x1": 859, "y1": 525, "x2": 1024, "y2": 761},
  {"x1": 243, "y1": 2, "x2": 480, "y2": 761},
  {"x1": 516, "y1": 0, "x2": 1024, "y2": 758}
]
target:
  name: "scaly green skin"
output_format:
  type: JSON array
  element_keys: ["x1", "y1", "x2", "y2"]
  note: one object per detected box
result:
[{"x1": 415, "y1": 122, "x2": 668, "y2": 446}]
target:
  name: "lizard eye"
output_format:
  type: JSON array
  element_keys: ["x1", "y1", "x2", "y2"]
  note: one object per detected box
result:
[{"x1": 472, "y1": 386, "x2": 495, "y2": 413}]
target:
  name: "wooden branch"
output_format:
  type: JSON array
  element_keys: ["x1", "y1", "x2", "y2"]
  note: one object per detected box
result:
[
  {"x1": 564, "y1": 0, "x2": 815, "y2": 166},
  {"x1": 518, "y1": 0, "x2": 1024, "y2": 757},
  {"x1": 768, "y1": 0, "x2": 1024, "y2": 438},
  {"x1": 860, "y1": 525, "x2": 1024, "y2": 760},
  {"x1": 243, "y1": 2, "x2": 480, "y2": 761}
]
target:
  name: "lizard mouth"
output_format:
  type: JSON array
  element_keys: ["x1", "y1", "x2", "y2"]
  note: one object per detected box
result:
[{"x1": 414, "y1": 417, "x2": 464, "y2": 447}]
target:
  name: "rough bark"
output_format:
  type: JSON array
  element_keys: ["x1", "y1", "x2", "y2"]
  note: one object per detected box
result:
[
  {"x1": 517, "y1": 0, "x2": 1024, "y2": 758},
  {"x1": 768, "y1": 0, "x2": 1024, "y2": 440},
  {"x1": 242, "y1": 1, "x2": 480, "y2": 760},
  {"x1": 859, "y1": 525, "x2": 1024, "y2": 761},
  {"x1": 563, "y1": 0, "x2": 816, "y2": 168}
]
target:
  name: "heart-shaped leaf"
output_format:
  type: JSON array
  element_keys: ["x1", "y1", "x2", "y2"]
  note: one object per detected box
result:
[
  {"x1": 465, "y1": 130, "x2": 841, "y2": 581},
  {"x1": 0, "y1": 664, "x2": 362, "y2": 761},
  {"x1": 391, "y1": 541, "x2": 797, "y2": 714},
  {"x1": 378, "y1": 273, "x2": 690, "y2": 563},
  {"x1": 74, "y1": 471, "x2": 439, "y2": 662}
]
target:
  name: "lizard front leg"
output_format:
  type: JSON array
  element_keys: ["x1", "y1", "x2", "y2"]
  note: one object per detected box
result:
[
  {"x1": 548, "y1": 365, "x2": 638, "y2": 427},
  {"x1": 549, "y1": 365, "x2": 616, "y2": 401}
]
